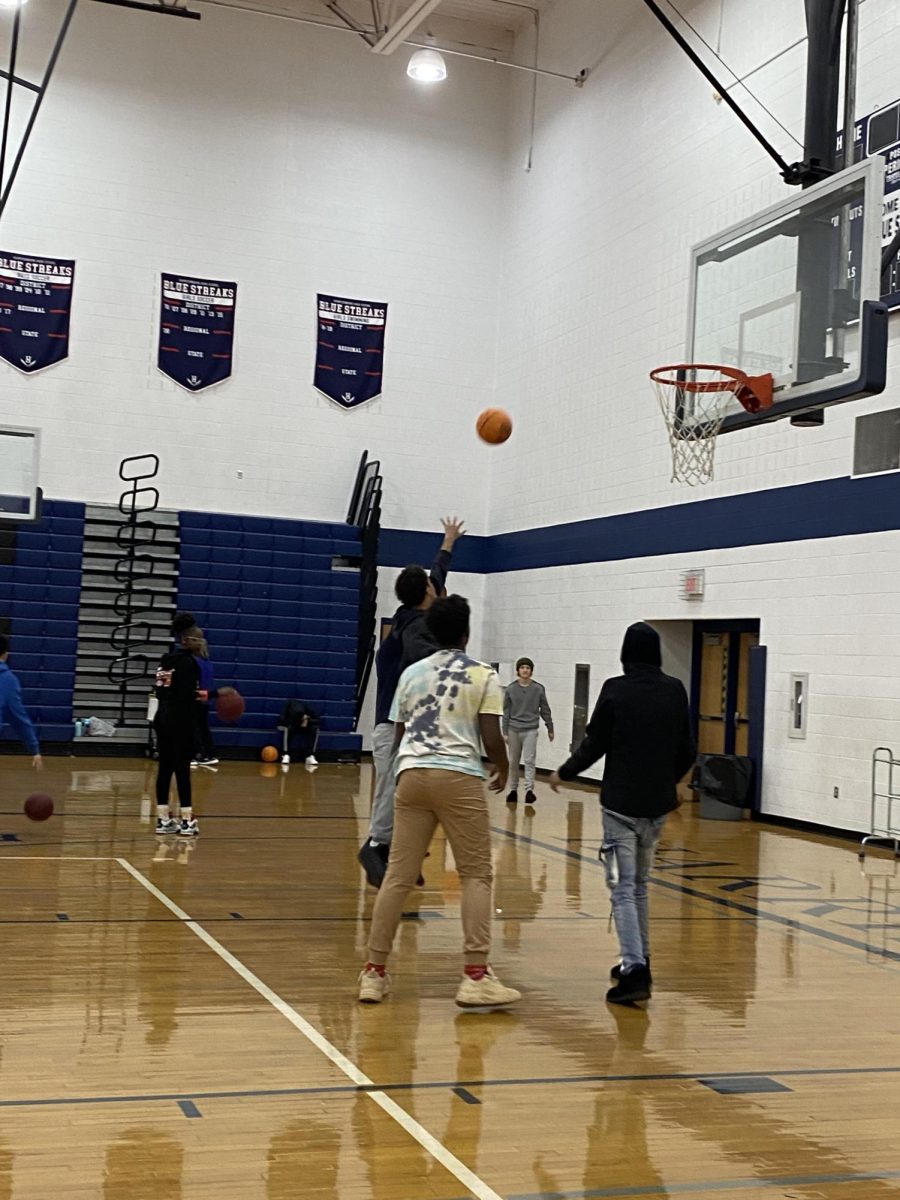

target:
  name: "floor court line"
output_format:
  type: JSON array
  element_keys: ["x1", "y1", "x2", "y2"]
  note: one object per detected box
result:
[
  {"x1": 3, "y1": 1062, "x2": 899, "y2": 1111},
  {"x1": 508, "y1": 1169, "x2": 900, "y2": 1199},
  {"x1": 115, "y1": 856, "x2": 505, "y2": 1200},
  {"x1": 491, "y1": 825, "x2": 900, "y2": 966}
]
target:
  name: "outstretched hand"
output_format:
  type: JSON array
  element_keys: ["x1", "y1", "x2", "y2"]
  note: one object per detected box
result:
[
  {"x1": 548, "y1": 772, "x2": 562, "y2": 793},
  {"x1": 441, "y1": 516, "x2": 466, "y2": 547}
]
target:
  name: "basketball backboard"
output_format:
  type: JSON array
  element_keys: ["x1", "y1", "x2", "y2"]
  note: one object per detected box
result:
[
  {"x1": 0, "y1": 425, "x2": 41, "y2": 522},
  {"x1": 687, "y1": 158, "x2": 888, "y2": 432}
]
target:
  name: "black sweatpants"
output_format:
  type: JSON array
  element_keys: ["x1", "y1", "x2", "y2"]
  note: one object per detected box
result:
[{"x1": 155, "y1": 717, "x2": 193, "y2": 811}]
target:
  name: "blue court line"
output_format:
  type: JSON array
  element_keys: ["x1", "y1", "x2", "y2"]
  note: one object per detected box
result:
[
  {"x1": 508, "y1": 1169, "x2": 900, "y2": 1199},
  {"x1": 177, "y1": 1099, "x2": 202, "y2": 1118},
  {"x1": 2, "y1": 1063, "x2": 899, "y2": 1111},
  {"x1": 491, "y1": 825, "x2": 900, "y2": 964}
]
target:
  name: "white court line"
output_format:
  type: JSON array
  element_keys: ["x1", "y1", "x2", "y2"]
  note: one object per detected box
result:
[
  {"x1": 116, "y1": 856, "x2": 504, "y2": 1200},
  {"x1": 0, "y1": 856, "x2": 116, "y2": 861}
]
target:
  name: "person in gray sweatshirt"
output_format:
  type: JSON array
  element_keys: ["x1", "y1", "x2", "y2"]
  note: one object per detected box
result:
[{"x1": 502, "y1": 658, "x2": 553, "y2": 806}]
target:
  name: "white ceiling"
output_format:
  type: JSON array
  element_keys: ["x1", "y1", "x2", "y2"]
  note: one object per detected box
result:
[{"x1": 200, "y1": 0, "x2": 556, "y2": 56}]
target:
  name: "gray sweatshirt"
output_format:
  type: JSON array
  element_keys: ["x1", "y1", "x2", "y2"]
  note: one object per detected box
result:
[{"x1": 503, "y1": 680, "x2": 553, "y2": 735}]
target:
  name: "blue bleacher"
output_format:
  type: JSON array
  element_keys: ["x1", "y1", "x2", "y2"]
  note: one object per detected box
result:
[
  {"x1": 177, "y1": 510, "x2": 363, "y2": 758},
  {"x1": 0, "y1": 500, "x2": 85, "y2": 749}
]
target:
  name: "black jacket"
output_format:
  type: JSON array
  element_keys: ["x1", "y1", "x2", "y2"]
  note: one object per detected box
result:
[
  {"x1": 557, "y1": 623, "x2": 696, "y2": 820},
  {"x1": 154, "y1": 648, "x2": 200, "y2": 726}
]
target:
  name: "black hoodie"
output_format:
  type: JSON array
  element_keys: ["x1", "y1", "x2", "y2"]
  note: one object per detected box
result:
[{"x1": 557, "y1": 622, "x2": 696, "y2": 819}]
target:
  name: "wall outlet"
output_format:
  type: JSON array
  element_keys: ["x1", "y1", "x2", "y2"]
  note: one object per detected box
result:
[{"x1": 833, "y1": 786, "x2": 839, "y2": 798}]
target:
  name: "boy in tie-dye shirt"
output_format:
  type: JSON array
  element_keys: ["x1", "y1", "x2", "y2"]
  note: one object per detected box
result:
[{"x1": 358, "y1": 595, "x2": 521, "y2": 1009}]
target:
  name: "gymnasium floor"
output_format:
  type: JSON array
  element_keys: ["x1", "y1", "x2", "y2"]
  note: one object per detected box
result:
[{"x1": 0, "y1": 757, "x2": 898, "y2": 1200}]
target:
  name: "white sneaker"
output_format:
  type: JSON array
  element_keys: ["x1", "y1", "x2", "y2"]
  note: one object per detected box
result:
[
  {"x1": 305, "y1": 755, "x2": 319, "y2": 766},
  {"x1": 358, "y1": 967, "x2": 391, "y2": 1003},
  {"x1": 178, "y1": 818, "x2": 200, "y2": 837},
  {"x1": 155, "y1": 817, "x2": 179, "y2": 835},
  {"x1": 455, "y1": 967, "x2": 521, "y2": 1009}
]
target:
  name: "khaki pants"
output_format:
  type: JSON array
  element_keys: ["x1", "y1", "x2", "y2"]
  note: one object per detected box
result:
[{"x1": 367, "y1": 767, "x2": 493, "y2": 967}]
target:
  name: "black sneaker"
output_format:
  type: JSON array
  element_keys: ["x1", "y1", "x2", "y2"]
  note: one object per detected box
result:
[
  {"x1": 524, "y1": 790, "x2": 537, "y2": 806},
  {"x1": 506, "y1": 791, "x2": 518, "y2": 805},
  {"x1": 606, "y1": 964, "x2": 652, "y2": 1005},
  {"x1": 610, "y1": 957, "x2": 651, "y2": 985},
  {"x1": 358, "y1": 840, "x2": 390, "y2": 889}
]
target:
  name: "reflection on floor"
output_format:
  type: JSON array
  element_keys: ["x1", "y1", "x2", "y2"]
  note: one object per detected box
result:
[{"x1": 0, "y1": 755, "x2": 897, "y2": 1199}]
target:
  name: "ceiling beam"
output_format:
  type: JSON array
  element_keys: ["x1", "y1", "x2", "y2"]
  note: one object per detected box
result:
[{"x1": 370, "y1": 0, "x2": 443, "y2": 54}]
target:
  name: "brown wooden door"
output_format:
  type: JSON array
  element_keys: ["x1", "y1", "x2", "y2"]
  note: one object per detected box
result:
[
  {"x1": 734, "y1": 631, "x2": 759, "y2": 756},
  {"x1": 698, "y1": 633, "x2": 728, "y2": 755}
]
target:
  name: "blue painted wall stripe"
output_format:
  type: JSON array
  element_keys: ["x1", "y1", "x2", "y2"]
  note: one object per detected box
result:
[{"x1": 380, "y1": 473, "x2": 900, "y2": 575}]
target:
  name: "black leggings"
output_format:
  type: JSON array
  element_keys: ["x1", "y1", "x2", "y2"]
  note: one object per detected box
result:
[{"x1": 155, "y1": 721, "x2": 193, "y2": 811}]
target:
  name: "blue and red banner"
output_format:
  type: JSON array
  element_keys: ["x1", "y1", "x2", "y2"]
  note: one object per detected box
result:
[
  {"x1": 0, "y1": 251, "x2": 74, "y2": 374},
  {"x1": 158, "y1": 274, "x2": 237, "y2": 392},
  {"x1": 315, "y1": 294, "x2": 387, "y2": 409}
]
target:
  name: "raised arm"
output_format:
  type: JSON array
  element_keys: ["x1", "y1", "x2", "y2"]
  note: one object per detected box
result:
[{"x1": 429, "y1": 516, "x2": 466, "y2": 595}]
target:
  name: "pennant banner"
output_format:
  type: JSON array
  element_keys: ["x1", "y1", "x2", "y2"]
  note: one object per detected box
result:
[
  {"x1": 158, "y1": 274, "x2": 237, "y2": 392},
  {"x1": 315, "y1": 294, "x2": 387, "y2": 409},
  {"x1": 0, "y1": 251, "x2": 74, "y2": 374}
]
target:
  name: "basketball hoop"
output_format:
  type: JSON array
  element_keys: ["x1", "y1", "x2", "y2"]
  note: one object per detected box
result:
[{"x1": 651, "y1": 364, "x2": 774, "y2": 485}]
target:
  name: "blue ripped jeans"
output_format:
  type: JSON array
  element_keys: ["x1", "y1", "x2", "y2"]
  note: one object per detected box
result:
[{"x1": 600, "y1": 808, "x2": 667, "y2": 972}]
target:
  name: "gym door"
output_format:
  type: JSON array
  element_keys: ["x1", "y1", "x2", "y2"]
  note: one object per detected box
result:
[{"x1": 696, "y1": 624, "x2": 760, "y2": 756}]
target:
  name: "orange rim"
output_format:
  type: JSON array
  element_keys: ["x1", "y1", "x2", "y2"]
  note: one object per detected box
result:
[{"x1": 650, "y1": 364, "x2": 773, "y2": 413}]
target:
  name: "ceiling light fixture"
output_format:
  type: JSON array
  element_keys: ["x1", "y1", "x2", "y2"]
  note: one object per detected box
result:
[{"x1": 407, "y1": 46, "x2": 447, "y2": 83}]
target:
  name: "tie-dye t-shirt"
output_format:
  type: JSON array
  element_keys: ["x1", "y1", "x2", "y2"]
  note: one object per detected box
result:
[{"x1": 390, "y1": 649, "x2": 504, "y2": 779}]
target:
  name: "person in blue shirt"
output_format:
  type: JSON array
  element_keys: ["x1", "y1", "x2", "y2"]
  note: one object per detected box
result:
[
  {"x1": 0, "y1": 634, "x2": 42, "y2": 769},
  {"x1": 191, "y1": 634, "x2": 219, "y2": 767}
]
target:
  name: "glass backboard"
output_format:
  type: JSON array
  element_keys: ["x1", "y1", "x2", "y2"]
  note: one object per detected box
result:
[
  {"x1": 0, "y1": 426, "x2": 41, "y2": 522},
  {"x1": 688, "y1": 158, "x2": 888, "y2": 432}
]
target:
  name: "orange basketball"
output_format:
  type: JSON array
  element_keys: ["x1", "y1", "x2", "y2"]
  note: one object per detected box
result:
[
  {"x1": 476, "y1": 407, "x2": 512, "y2": 445},
  {"x1": 260, "y1": 746, "x2": 279, "y2": 763}
]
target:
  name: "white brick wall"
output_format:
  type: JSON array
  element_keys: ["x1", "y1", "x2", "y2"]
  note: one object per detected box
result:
[
  {"x1": 0, "y1": 2, "x2": 506, "y2": 530},
  {"x1": 6, "y1": 0, "x2": 900, "y2": 832},
  {"x1": 488, "y1": 0, "x2": 900, "y2": 530},
  {"x1": 486, "y1": 529, "x2": 900, "y2": 832}
]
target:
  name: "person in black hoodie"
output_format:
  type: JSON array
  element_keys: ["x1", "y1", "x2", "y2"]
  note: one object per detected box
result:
[
  {"x1": 154, "y1": 614, "x2": 203, "y2": 837},
  {"x1": 358, "y1": 517, "x2": 465, "y2": 888},
  {"x1": 550, "y1": 622, "x2": 696, "y2": 1005}
]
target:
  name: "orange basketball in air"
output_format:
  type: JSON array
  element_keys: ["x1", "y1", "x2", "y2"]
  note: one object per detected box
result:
[
  {"x1": 260, "y1": 746, "x2": 279, "y2": 763},
  {"x1": 476, "y1": 408, "x2": 513, "y2": 445}
]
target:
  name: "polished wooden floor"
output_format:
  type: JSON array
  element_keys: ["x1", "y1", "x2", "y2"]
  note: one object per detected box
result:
[{"x1": 0, "y1": 755, "x2": 898, "y2": 1199}]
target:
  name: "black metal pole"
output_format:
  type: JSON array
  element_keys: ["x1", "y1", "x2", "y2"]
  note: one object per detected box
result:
[
  {"x1": 0, "y1": 9, "x2": 21, "y2": 200},
  {"x1": 0, "y1": 0, "x2": 79, "y2": 222},
  {"x1": 640, "y1": 0, "x2": 794, "y2": 179},
  {"x1": 792, "y1": 0, "x2": 845, "y2": 410}
]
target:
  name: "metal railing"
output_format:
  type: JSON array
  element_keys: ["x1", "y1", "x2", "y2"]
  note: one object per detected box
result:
[
  {"x1": 862, "y1": 746, "x2": 900, "y2": 858},
  {"x1": 347, "y1": 450, "x2": 382, "y2": 728}
]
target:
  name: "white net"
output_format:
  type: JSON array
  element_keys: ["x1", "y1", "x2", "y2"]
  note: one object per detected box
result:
[{"x1": 652, "y1": 367, "x2": 745, "y2": 486}]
